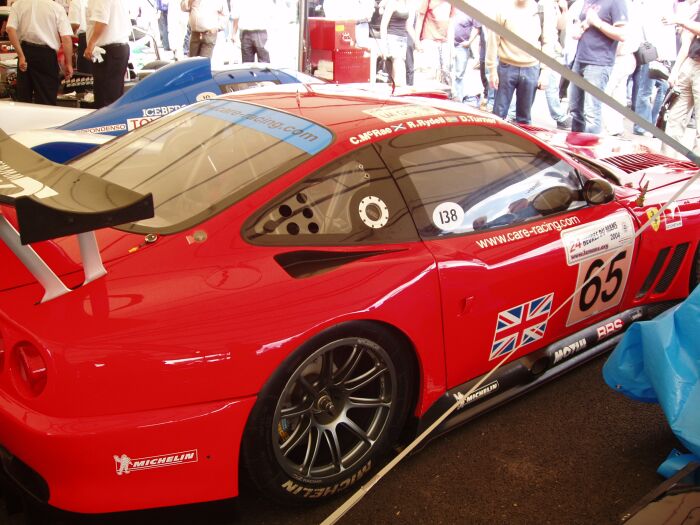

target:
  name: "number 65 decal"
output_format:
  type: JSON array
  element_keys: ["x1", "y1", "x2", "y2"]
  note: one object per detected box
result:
[{"x1": 567, "y1": 249, "x2": 632, "y2": 326}]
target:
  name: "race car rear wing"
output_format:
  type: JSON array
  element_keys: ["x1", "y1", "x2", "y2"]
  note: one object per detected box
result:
[{"x1": 0, "y1": 129, "x2": 154, "y2": 302}]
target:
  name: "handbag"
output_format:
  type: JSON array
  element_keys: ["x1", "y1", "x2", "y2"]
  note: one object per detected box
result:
[{"x1": 634, "y1": 41, "x2": 658, "y2": 65}]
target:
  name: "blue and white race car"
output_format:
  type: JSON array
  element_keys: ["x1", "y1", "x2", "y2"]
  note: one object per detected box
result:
[{"x1": 5, "y1": 58, "x2": 323, "y2": 162}]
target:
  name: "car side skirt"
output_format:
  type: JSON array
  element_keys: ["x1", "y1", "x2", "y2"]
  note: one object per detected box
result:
[{"x1": 414, "y1": 304, "x2": 673, "y2": 442}]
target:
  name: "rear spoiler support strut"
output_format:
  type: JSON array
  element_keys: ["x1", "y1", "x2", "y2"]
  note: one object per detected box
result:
[{"x1": 0, "y1": 215, "x2": 107, "y2": 303}]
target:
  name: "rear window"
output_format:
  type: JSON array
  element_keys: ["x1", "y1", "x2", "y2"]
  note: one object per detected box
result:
[{"x1": 70, "y1": 99, "x2": 333, "y2": 234}]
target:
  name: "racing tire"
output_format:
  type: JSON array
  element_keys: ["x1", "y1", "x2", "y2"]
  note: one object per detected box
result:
[{"x1": 240, "y1": 322, "x2": 415, "y2": 504}]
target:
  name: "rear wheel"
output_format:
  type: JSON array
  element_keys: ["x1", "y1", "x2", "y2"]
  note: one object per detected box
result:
[{"x1": 241, "y1": 323, "x2": 413, "y2": 503}]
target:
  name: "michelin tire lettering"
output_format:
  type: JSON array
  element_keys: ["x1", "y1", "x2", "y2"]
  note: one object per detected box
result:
[{"x1": 280, "y1": 461, "x2": 372, "y2": 498}]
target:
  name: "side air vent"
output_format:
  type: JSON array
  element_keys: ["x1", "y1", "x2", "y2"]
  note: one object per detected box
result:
[
  {"x1": 274, "y1": 250, "x2": 402, "y2": 279},
  {"x1": 654, "y1": 243, "x2": 690, "y2": 293},
  {"x1": 636, "y1": 247, "x2": 670, "y2": 298}
]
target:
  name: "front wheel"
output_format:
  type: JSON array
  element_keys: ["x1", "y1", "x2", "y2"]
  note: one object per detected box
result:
[{"x1": 241, "y1": 324, "x2": 414, "y2": 503}]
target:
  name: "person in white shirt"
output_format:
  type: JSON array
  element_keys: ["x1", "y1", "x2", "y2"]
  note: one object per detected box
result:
[
  {"x1": 84, "y1": 0, "x2": 131, "y2": 108},
  {"x1": 6, "y1": 0, "x2": 73, "y2": 104},
  {"x1": 231, "y1": 0, "x2": 275, "y2": 63}
]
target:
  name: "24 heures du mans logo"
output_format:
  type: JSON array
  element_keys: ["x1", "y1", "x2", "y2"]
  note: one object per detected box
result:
[{"x1": 113, "y1": 450, "x2": 198, "y2": 475}]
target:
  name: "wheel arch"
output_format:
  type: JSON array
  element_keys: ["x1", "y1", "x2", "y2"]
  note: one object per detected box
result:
[{"x1": 237, "y1": 318, "x2": 423, "y2": 501}]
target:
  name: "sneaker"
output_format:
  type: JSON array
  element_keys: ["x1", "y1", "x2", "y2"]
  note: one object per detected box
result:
[{"x1": 556, "y1": 116, "x2": 572, "y2": 130}]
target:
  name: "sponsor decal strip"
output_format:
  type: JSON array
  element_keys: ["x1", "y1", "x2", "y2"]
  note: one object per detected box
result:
[
  {"x1": 475, "y1": 216, "x2": 581, "y2": 249},
  {"x1": 185, "y1": 100, "x2": 332, "y2": 155},
  {"x1": 83, "y1": 123, "x2": 128, "y2": 133},
  {"x1": 349, "y1": 115, "x2": 496, "y2": 145}
]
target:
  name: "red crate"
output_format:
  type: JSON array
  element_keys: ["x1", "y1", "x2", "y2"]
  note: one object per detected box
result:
[
  {"x1": 309, "y1": 18, "x2": 356, "y2": 50},
  {"x1": 311, "y1": 48, "x2": 370, "y2": 84}
]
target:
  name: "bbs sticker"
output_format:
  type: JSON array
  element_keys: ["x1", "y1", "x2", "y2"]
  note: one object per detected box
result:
[
  {"x1": 358, "y1": 196, "x2": 389, "y2": 229},
  {"x1": 432, "y1": 202, "x2": 464, "y2": 231}
]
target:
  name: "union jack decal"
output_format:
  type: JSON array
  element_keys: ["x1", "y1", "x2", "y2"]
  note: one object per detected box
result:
[{"x1": 489, "y1": 293, "x2": 554, "y2": 361}]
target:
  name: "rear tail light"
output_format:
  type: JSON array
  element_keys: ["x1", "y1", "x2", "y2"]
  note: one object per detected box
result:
[{"x1": 12, "y1": 342, "x2": 48, "y2": 397}]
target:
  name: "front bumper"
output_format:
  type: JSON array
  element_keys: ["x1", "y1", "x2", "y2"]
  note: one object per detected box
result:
[{"x1": 0, "y1": 389, "x2": 256, "y2": 513}]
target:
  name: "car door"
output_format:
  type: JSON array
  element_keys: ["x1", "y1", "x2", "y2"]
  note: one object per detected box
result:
[{"x1": 375, "y1": 124, "x2": 637, "y2": 388}]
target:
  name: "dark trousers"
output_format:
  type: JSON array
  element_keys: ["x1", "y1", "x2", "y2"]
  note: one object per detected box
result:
[
  {"x1": 92, "y1": 42, "x2": 130, "y2": 108},
  {"x1": 158, "y1": 9, "x2": 170, "y2": 50},
  {"x1": 406, "y1": 34, "x2": 414, "y2": 86},
  {"x1": 76, "y1": 32, "x2": 93, "y2": 74},
  {"x1": 189, "y1": 30, "x2": 216, "y2": 58},
  {"x1": 17, "y1": 42, "x2": 60, "y2": 105},
  {"x1": 241, "y1": 30, "x2": 269, "y2": 63}
]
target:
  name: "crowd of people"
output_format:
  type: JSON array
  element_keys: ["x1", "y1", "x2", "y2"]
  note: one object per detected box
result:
[
  {"x1": 1, "y1": 0, "x2": 283, "y2": 107},
  {"x1": 365, "y1": 0, "x2": 700, "y2": 150},
  {"x1": 3, "y1": 0, "x2": 700, "y2": 153}
]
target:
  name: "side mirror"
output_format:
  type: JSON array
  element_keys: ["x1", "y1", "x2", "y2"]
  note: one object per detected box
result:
[
  {"x1": 583, "y1": 178, "x2": 615, "y2": 205},
  {"x1": 532, "y1": 186, "x2": 574, "y2": 215}
]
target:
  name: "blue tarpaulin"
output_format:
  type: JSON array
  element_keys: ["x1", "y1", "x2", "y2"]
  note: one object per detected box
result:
[{"x1": 603, "y1": 285, "x2": 700, "y2": 474}]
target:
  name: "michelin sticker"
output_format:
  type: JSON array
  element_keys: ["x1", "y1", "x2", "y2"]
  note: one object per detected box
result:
[
  {"x1": 432, "y1": 202, "x2": 464, "y2": 231},
  {"x1": 560, "y1": 212, "x2": 635, "y2": 266},
  {"x1": 113, "y1": 449, "x2": 198, "y2": 475},
  {"x1": 358, "y1": 196, "x2": 389, "y2": 228},
  {"x1": 0, "y1": 161, "x2": 58, "y2": 199},
  {"x1": 196, "y1": 92, "x2": 217, "y2": 102}
]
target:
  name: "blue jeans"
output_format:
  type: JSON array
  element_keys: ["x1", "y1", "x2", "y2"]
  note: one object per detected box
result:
[
  {"x1": 632, "y1": 63, "x2": 653, "y2": 134},
  {"x1": 545, "y1": 57, "x2": 567, "y2": 123},
  {"x1": 569, "y1": 61, "x2": 612, "y2": 134},
  {"x1": 493, "y1": 63, "x2": 540, "y2": 124},
  {"x1": 453, "y1": 45, "x2": 470, "y2": 102},
  {"x1": 652, "y1": 79, "x2": 669, "y2": 125}
]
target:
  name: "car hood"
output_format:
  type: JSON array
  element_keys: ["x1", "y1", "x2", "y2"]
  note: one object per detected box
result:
[{"x1": 520, "y1": 125, "x2": 700, "y2": 192}]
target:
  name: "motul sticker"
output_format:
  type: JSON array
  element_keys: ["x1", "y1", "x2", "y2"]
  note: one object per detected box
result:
[{"x1": 113, "y1": 450, "x2": 198, "y2": 475}]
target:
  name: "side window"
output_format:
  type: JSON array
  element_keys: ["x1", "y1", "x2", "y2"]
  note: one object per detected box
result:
[
  {"x1": 377, "y1": 126, "x2": 586, "y2": 239},
  {"x1": 244, "y1": 146, "x2": 418, "y2": 246}
]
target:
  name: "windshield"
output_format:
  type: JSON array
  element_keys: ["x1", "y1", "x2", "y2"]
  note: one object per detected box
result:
[{"x1": 70, "y1": 99, "x2": 334, "y2": 234}]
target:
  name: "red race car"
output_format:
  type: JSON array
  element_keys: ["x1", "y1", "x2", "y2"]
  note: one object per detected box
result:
[{"x1": 0, "y1": 86, "x2": 698, "y2": 514}]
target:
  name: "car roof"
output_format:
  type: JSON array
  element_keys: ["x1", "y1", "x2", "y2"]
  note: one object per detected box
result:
[{"x1": 223, "y1": 84, "x2": 502, "y2": 144}]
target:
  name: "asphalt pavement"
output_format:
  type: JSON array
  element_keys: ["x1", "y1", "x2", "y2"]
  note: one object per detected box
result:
[{"x1": 0, "y1": 355, "x2": 679, "y2": 525}]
